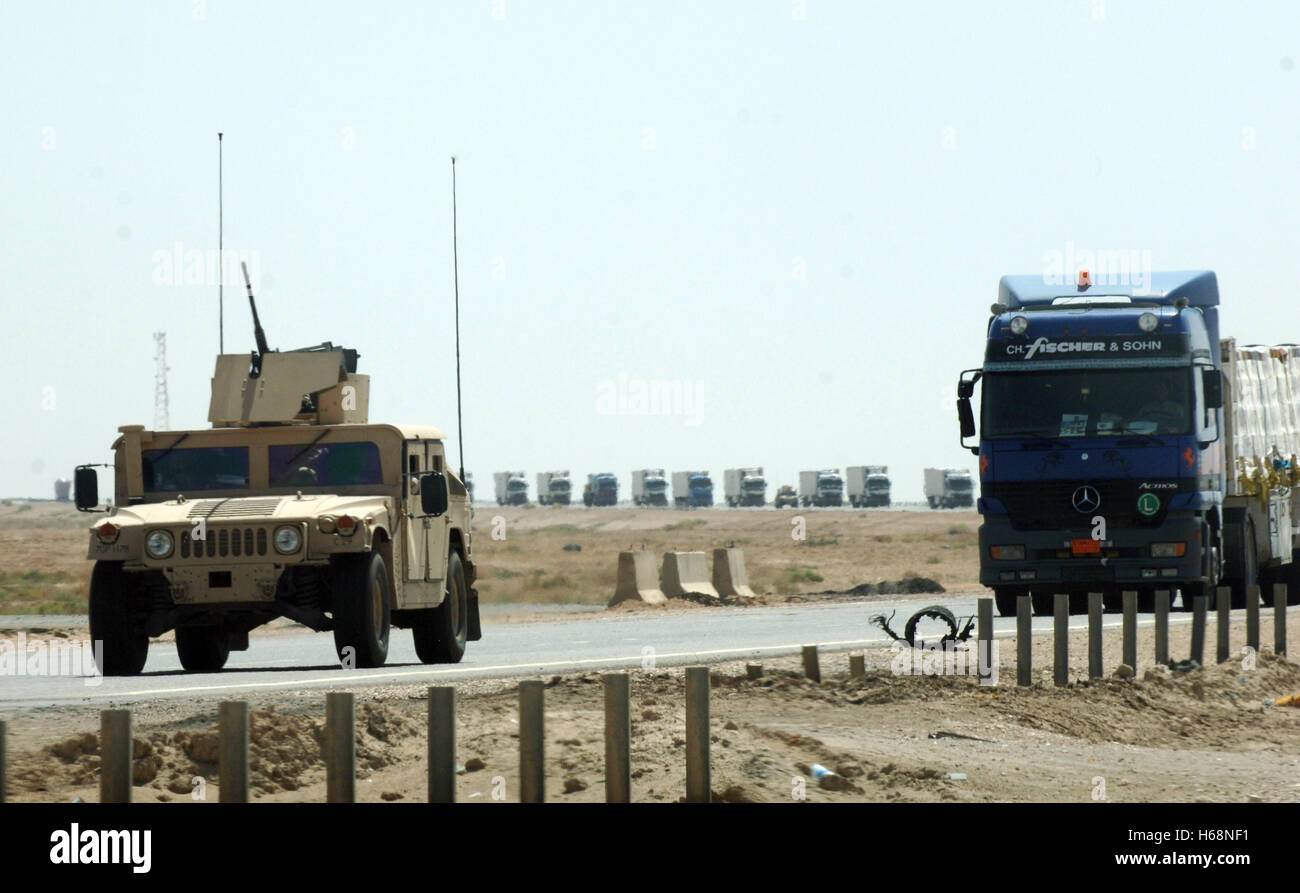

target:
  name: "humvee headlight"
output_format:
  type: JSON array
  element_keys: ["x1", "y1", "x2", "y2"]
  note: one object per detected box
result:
[
  {"x1": 1138, "y1": 312, "x2": 1159, "y2": 333},
  {"x1": 1009, "y1": 316, "x2": 1028, "y2": 335},
  {"x1": 145, "y1": 530, "x2": 174, "y2": 559},
  {"x1": 317, "y1": 516, "x2": 337, "y2": 534},
  {"x1": 274, "y1": 525, "x2": 302, "y2": 554}
]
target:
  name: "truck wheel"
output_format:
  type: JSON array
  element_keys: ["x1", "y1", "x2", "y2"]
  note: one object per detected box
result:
[
  {"x1": 88, "y1": 561, "x2": 149, "y2": 676},
  {"x1": 175, "y1": 626, "x2": 231, "y2": 673},
  {"x1": 413, "y1": 551, "x2": 469, "y2": 664},
  {"x1": 332, "y1": 552, "x2": 391, "y2": 669},
  {"x1": 1102, "y1": 589, "x2": 1123, "y2": 613},
  {"x1": 1136, "y1": 588, "x2": 1156, "y2": 613},
  {"x1": 993, "y1": 587, "x2": 1018, "y2": 617},
  {"x1": 1229, "y1": 521, "x2": 1258, "y2": 609}
]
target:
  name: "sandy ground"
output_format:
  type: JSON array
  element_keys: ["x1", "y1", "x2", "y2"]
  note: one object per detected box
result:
[
  {"x1": 0, "y1": 500, "x2": 977, "y2": 611},
  {"x1": 3, "y1": 612, "x2": 1297, "y2": 803},
  {"x1": 3, "y1": 498, "x2": 1298, "y2": 803}
]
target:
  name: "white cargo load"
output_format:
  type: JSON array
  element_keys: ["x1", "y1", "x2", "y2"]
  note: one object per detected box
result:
[{"x1": 1222, "y1": 340, "x2": 1300, "y2": 499}]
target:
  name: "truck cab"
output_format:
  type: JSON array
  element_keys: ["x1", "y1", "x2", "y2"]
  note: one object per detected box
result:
[{"x1": 957, "y1": 270, "x2": 1241, "y2": 616}]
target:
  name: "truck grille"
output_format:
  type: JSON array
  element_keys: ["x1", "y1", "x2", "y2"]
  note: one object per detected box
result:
[
  {"x1": 187, "y1": 498, "x2": 284, "y2": 519},
  {"x1": 984, "y1": 480, "x2": 1168, "y2": 531},
  {"x1": 179, "y1": 527, "x2": 270, "y2": 559}
]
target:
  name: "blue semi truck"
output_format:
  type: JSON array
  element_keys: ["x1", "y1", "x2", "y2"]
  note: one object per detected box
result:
[
  {"x1": 673, "y1": 471, "x2": 714, "y2": 507},
  {"x1": 957, "y1": 269, "x2": 1300, "y2": 617}
]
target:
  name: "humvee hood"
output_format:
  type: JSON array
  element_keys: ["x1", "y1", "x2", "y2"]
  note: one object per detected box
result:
[{"x1": 97, "y1": 493, "x2": 392, "y2": 528}]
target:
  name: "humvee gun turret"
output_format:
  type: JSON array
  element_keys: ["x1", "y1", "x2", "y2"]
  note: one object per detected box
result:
[{"x1": 75, "y1": 278, "x2": 479, "y2": 675}]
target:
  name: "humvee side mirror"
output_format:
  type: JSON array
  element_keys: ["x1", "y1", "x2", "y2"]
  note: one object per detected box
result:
[
  {"x1": 1203, "y1": 368, "x2": 1223, "y2": 409},
  {"x1": 74, "y1": 466, "x2": 100, "y2": 512},
  {"x1": 420, "y1": 471, "x2": 449, "y2": 517}
]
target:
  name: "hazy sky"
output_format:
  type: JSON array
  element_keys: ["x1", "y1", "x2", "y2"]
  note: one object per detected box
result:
[{"x1": 4, "y1": 1, "x2": 1299, "y2": 501}]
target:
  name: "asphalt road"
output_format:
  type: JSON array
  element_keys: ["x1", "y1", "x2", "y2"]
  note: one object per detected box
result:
[{"x1": 0, "y1": 593, "x2": 1258, "y2": 710}]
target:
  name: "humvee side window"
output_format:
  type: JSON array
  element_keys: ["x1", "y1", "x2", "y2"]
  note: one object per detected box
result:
[
  {"x1": 269, "y1": 442, "x2": 383, "y2": 487},
  {"x1": 142, "y1": 447, "x2": 250, "y2": 493}
]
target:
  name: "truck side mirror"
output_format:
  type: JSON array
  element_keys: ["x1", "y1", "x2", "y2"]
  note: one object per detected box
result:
[
  {"x1": 420, "y1": 471, "x2": 449, "y2": 517},
  {"x1": 958, "y1": 398, "x2": 976, "y2": 439},
  {"x1": 74, "y1": 466, "x2": 99, "y2": 512},
  {"x1": 957, "y1": 380, "x2": 974, "y2": 400},
  {"x1": 1203, "y1": 368, "x2": 1223, "y2": 409}
]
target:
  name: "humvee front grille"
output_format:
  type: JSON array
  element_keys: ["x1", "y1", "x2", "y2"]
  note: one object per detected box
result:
[
  {"x1": 187, "y1": 498, "x2": 284, "y2": 519},
  {"x1": 180, "y1": 526, "x2": 270, "y2": 559}
]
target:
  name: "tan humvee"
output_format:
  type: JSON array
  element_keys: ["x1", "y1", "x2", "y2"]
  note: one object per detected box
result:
[{"x1": 76, "y1": 343, "x2": 479, "y2": 675}]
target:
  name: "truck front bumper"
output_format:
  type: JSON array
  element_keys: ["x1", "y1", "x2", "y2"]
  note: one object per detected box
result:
[{"x1": 979, "y1": 514, "x2": 1205, "y2": 589}]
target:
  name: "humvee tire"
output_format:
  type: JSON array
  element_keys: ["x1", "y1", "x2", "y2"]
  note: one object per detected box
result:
[
  {"x1": 88, "y1": 560, "x2": 149, "y2": 676},
  {"x1": 414, "y1": 551, "x2": 468, "y2": 664},
  {"x1": 175, "y1": 626, "x2": 231, "y2": 673},
  {"x1": 332, "y1": 552, "x2": 391, "y2": 668}
]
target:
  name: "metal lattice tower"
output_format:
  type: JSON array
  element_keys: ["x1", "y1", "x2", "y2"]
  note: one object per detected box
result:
[{"x1": 153, "y1": 331, "x2": 170, "y2": 430}]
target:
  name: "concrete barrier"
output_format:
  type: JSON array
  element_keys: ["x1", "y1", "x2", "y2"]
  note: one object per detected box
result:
[
  {"x1": 608, "y1": 551, "x2": 666, "y2": 606},
  {"x1": 662, "y1": 551, "x2": 720, "y2": 600},
  {"x1": 712, "y1": 548, "x2": 756, "y2": 598}
]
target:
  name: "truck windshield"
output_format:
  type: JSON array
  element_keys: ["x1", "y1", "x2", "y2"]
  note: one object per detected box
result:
[
  {"x1": 143, "y1": 447, "x2": 250, "y2": 493},
  {"x1": 948, "y1": 478, "x2": 972, "y2": 490},
  {"x1": 982, "y1": 368, "x2": 1192, "y2": 439},
  {"x1": 269, "y1": 442, "x2": 383, "y2": 487}
]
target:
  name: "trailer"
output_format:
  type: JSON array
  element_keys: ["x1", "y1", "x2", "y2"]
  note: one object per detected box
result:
[
  {"x1": 631, "y1": 469, "x2": 669, "y2": 506},
  {"x1": 672, "y1": 471, "x2": 714, "y2": 507},
  {"x1": 723, "y1": 467, "x2": 766, "y2": 507},
  {"x1": 494, "y1": 471, "x2": 528, "y2": 506},
  {"x1": 536, "y1": 470, "x2": 572, "y2": 505},
  {"x1": 799, "y1": 469, "x2": 844, "y2": 507},
  {"x1": 923, "y1": 467, "x2": 972, "y2": 509},
  {"x1": 846, "y1": 465, "x2": 891, "y2": 507}
]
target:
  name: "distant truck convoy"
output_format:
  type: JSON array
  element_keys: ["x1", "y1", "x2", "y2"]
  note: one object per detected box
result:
[
  {"x1": 494, "y1": 471, "x2": 528, "y2": 506},
  {"x1": 536, "y1": 470, "x2": 572, "y2": 505},
  {"x1": 584, "y1": 472, "x2": 619, "y2": 506},
  {"x1": 724, "y1": 467, "x2": 767, "y2": 507},
  {"x1": 672, "y1": 471, "x2": 714, "y2": 507},
  {"x1": 632, "y1": 469, "x2": 669, "y2": 506},
  {"x1": 924, "y1": 468, "x2": 973, "y2": 509},
  {"x1": 774, "y1": 485, "x2": 798, "y2": 509},
  {"x1": 958, "y1": 268, "x2": 1300, "y2": 618},
  {"x1": 799, "y1": 470, "x2": 844, "y2": 507},
  {"x1": 846, "y1": 465, "x2": 891, "y2": 507}
]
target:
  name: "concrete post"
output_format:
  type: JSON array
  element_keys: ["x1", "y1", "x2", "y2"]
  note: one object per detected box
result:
[
  {"x1": 428, "y1": 686, "x2": 456, "y2": 804},
  {"x1": 978, "y1": 597, "x2": 993, "y2": 684},
  {"x1": 1122, "y1": 590, "x2": 1137, "y2": 671},
  {"x1": 603, "y1": 674, "x2": 630, "y2": 804},
  {"x1": 802, "y1": 645, "x2": 820, "y2": 683},
  {"x1": 0, "y1": 720, "x2": 6, "y2": 804},
  {"x1": 1088, "y1": 591, "x2": 1103, "y2": 678},
  {"x1": 1191, "y1": 596, "x2": 1207, "y2": 664},
  {"x1": 1016, "y1": 595, "x2": 1032, "y2": 687},
  {"x1": 101, "y1": 709, "x2": 132, "y2": 804},
  {"x1": 1053, "y1": 593, "x2": 1068, "y2": 687},
  {"x1": 1154, "y1": 590, "x2": 1170, "y2": 666},
  {"x1": 848, "y1": 654, "x2": 865, "y2": 679},
  {"x1": 1246, "y1": 584, "x2": 1260, "y2": 654},
  {"x1": 1276, "y1": 584, "x2": 1288, "y2": 656},
  {"x1": 218, "y1": 701, "x2": 249, "y2": 803},
  {"x1": 519, "y1": 680, "x2": 545, "y2": 803},
  {"x1": 746, "y1": 663, "x2": 763, "y2": 680},
  {"x1": 1216, "y1": 586, "x2": 1230, "y2": 664},
  {"x1": 685, "y1": 667, "x2": 710, "y2": 803},
  {"x1": 325, "y1": 692, "x2": 355, "y2": 803}
]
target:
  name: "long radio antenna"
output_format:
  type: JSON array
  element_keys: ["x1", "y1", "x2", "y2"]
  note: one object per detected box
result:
[
  {"x1": 451, "y1": 156, "x2": 465, "y2": 484},
  {"x1": 218, "y1": 132, "x2": 224, "y2": 354}
]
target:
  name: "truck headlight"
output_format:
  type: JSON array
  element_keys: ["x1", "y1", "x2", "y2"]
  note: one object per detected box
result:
[
  {"x1": 274, "y1": 525, "x2": 303, "y2": 554},
  {"x1": 1009, "y1": 316, "x2": 1028, "y2": 335},
  {"x1": 990, "y1": 545, "x2": 1025, "y2": 560},
  {"x1": 145, "y1": 529, "x2": 174, "y2": 559},
  {"x1": 1150, "y1": 542, "x2": 1186, "y2": 558},
  {"x1": 1138, "y1": 312, "x2": 1159, "y2": 333}
]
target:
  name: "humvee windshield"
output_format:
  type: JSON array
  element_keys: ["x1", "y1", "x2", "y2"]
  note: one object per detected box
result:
[
  {"x1": 269, "y1": 441, "x2": 383, "y2": 487},
  {"x1": 143, "y1": 447, "x2": 250, "y2": 493}
]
